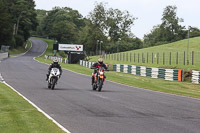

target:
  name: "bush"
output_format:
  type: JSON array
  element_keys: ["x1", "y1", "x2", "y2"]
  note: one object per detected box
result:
[
  {"x1": 14, "y1": 35, "x2": 24, "y2": 47},
  {"x1": 58, "y1": 51, "x2": 67, "y2": 58}
]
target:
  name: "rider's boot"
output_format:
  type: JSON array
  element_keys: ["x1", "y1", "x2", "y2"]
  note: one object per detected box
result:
[
  {"x1": 46, "y1": 74, "x2": 49, "y2": 81},
  {"x1": 91, "y1": 76, "x2": 94, "y2": 85}
]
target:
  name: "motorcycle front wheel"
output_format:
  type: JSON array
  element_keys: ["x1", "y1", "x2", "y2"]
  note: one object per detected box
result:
[
  {"x1": 92, "y1": 83, "x2": 97, "y2": 90},
  {"x1": 51, "y1": 78, "x2": 57, "y2": 90},
  {"x1": 48, "y1": 82, "x2": 51, "y2": 88},
  {"x1": 98, "y1": 79, "x2": 103, "y2": 92}
]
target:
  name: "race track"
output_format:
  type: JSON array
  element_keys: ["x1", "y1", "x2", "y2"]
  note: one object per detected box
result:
[{"x1": 0, "y1": 38, "x2": 200, "y2": 133}]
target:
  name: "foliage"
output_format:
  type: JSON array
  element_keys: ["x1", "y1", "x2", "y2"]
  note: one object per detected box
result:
[
  {"x1": 0, "y1": 0, "x2": 15, "y2": 47},
  {"x1": 189, "y1": 27, "x2": 200, "y2": 38},
  {"x1": 34, "y1": 2, "x2": 141, "y2": 54},
  {"x1": 0, "y1": 0, "x2": 37, "y2": 49},
  {"x1": 144, "y1": 5, "x2": 200, "y2": 47},
  {"x1": 31, "y1": 9, "x2": 47, "y2": 36},
  {"x1": 39, "y1": 7, "x2": 84, "y2": 44},
  {"x1": 14, "y1": 34, "x2": 24, "y2": 47},
  {"x1": 87, "y1": 2, "x2": 138, "y2": 53},
  {"x1": 78, "y1": 19, "x2": 105, "y2": 53},
  {"x1": 58, "y1": 50, "x2": 67, "y2": 58},
  {"x1": 33, "y1": 3, "x2": 200, "y2": 55}
]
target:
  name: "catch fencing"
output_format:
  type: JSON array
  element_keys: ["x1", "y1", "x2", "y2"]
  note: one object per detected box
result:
[{"x1": 113, "y1": 64, "x2": 184, "y2": 81}]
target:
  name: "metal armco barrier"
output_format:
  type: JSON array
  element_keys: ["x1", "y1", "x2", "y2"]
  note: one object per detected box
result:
[
  {"x1": 113, "y1": 64, "x2": 184, "y2": 82},
  {"x1": 0, "y1": 52, "x2": 8, "y2": 60},
  {"x1": 192, "y1": 70, "x2": 200, "y2": 84}
]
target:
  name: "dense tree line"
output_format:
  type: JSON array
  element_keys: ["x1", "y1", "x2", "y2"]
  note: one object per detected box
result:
[
  {"x1": 0, "y1": 0, "x2": 37, "y2": 49},
  {"x1": 143, "y1": 5, "x2": 200, "y2": 47},
  {"x1": 1, "y1": 1, "x2": 200, "y2": 53},
  {"x1": 34, "y1": 2, "x2": 142, "y2": 54},
  {"x1": 34, "y1": 4, "x2": 200, "y2": 54}
]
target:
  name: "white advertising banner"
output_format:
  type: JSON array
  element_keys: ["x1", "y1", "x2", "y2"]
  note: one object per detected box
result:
[{"x1": 59, "y1": 44, "x2": 83, "y2": 51}]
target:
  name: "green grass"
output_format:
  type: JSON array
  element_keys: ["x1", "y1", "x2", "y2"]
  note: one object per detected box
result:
[
  {"x1": 0, "y1": 83, "x2": 65, "y2": 133},
  {"x1": 89, "y1": 37, "x2": 200, "y2": 71},
  {"x1": 35, "y1": 37, "x2": 200, "y2": 99},
  {"x1": 9, "y1": 41, "x2": 32, "y2": 57}
]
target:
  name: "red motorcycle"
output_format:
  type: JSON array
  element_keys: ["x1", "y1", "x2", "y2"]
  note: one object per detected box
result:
[{"x1": 92, "y1": 67, "x2": 107, "y2": 92}]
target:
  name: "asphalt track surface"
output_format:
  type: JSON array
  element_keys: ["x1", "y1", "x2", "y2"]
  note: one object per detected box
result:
[{"x1": 1, "y1": 38, "x2": 200, "y2": 133}]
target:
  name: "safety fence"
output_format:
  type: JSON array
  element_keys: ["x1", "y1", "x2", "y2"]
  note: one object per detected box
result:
[
  {"x1": 113, "y1": 64, "x2": 184, "y2": 81},
  {"x1": 79, "y1": 60, "x2": 184, "y2": 82},
  {"x1": 80, "y1": 60, "x2": 200, "y2": 84},
  {"x1": 103, "y1": 51, "x2": 200, "y2": 67},
  {"x1": 192, "y1": 70, "x2": 200, "y2": 84},
  {"x1": 80, "y1": 60, "x2": 95, "y2": 68}
]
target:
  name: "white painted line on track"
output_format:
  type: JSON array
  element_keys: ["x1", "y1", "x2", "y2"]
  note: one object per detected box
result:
[
  {"x1": 2, "y1": 80, "x2": 71, "y2": 133},
  {"x1": 1, "y1": 39, "x2": 71, "y2": 133}
]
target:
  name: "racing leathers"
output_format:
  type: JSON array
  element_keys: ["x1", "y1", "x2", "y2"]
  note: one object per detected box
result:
[
  {"x1": 90, "y1": 62, "x2": 108, "y2": 85},
  {"x1": 46, "y1": 63, "x2": 62, "y2": 81}
]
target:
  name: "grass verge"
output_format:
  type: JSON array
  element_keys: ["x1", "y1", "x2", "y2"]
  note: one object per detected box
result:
[
  {"x1": 0, "y1": 82, "x2": 65, "y2": 133},
  {"x1": 35, "y1": 37, "x2": 200, "y2": 99},
  {"x1": 9, "y1": 40, "x2": 32, "y2": 57},
  {"x1": 89, "y1": 37, "x2": 200, "y2": 71}
]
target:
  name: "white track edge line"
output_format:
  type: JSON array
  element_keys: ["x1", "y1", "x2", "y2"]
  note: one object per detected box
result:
[
  {"x1": 7, "y1": 39, "x2": 71, "y2": 133},
  {"x1": 2, "y1": 81, "x2": 70, "y2": 133}
]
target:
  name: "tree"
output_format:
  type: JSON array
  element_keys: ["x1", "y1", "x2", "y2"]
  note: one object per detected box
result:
[
  {"x1": 88, "y1": 2, "x2": 107, "y2": 34},
  {"x1": 88, "y1": 2, "x2": 137, "y2": 52},
  {"x1": 42, "y1": 7, "x2": 84, "y2": 42},
  {"x1": 88, "y1": 2, "x2": 136, "y2": 40},
  {"x1": 189, "y1": 27, "x2": 200, "y2": 38},
  {"x1": 144, "y1": 5, "x2": 186, "y2": 47},
  {"x1": 78, "y1": 19, "x2": 105, "y2": 54},
  {"x1": 50, "y1": 21, "x2": 77, "y2": 43},
  {"x1": 106, "y1": 9, "x2": 136, "y2": 42},
  {"x1": 161, "y1": 5, "x2": 185, "y2": 41},
  {"x1": 0, "y1": 0, "x2": 15, "y2": 47},
  {"x1": 2, "y1": 0, "x2": 38, "y2": 48}
]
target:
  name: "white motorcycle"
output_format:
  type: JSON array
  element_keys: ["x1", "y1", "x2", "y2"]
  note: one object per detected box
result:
[{"x1": 48, "y1": 68, "x2": 60, "y2": 90}]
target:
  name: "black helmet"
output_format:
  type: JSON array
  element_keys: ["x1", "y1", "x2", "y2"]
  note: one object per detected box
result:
[{"x1": 98, "y1": 58, "x2": 103, "y2": 65}]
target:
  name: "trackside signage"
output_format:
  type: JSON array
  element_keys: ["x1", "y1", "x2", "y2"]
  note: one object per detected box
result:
[{"x1": 59, "y1": 44, "x2": 83, "y2": 51}]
